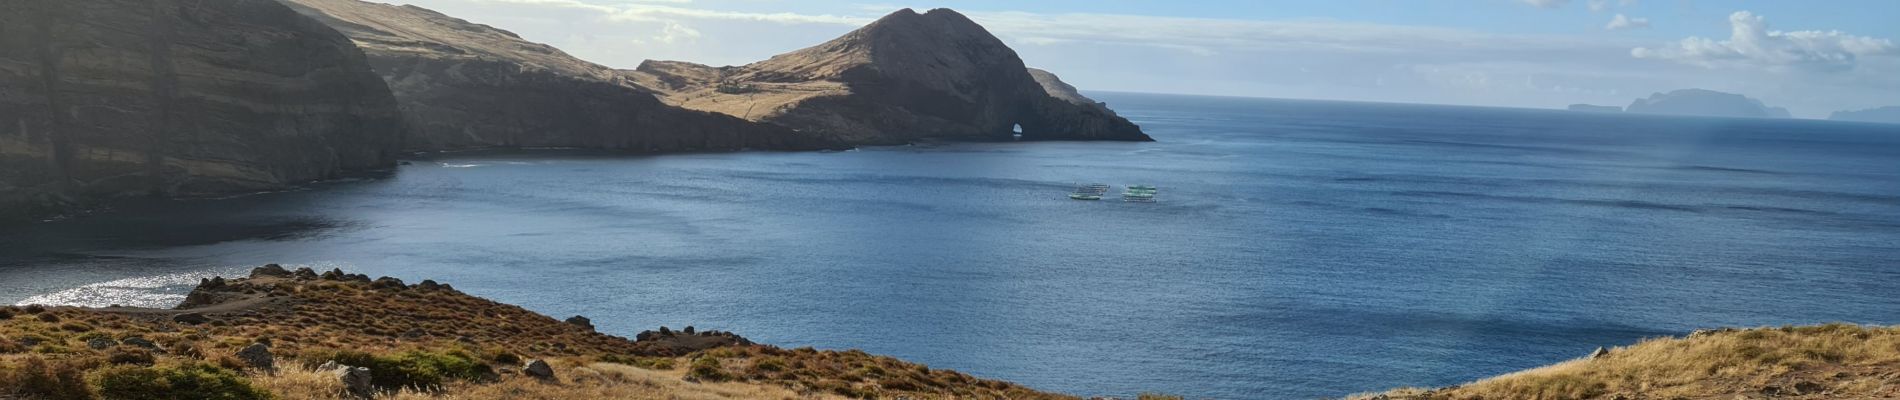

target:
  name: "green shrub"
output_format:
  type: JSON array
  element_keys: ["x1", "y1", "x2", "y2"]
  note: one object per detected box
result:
[
  {"x1": 317, "y1": 349, "x2": 491, "y2": 390},
  {"x1": 1, "y1": 356, "x2": 93, "y2": 400},
  {"x1": 686, "y1": 356, "x2": 729, "y2": 382},
  {"x1": 91, "y1": 363, "x2": 271, "y2": 400}
]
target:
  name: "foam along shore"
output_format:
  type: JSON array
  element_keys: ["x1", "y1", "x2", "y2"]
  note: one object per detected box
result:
[{"x1": 0, "y1": 265, "x2": 1076, "y2": 399}]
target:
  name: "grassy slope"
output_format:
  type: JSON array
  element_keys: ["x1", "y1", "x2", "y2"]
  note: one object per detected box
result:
[
  {"x1": 1355, "y1": 324, "x2": 1900, "y2": 400},
  {"x1": 0, "y1": 267, "x2": 1073, "y2": 399}
]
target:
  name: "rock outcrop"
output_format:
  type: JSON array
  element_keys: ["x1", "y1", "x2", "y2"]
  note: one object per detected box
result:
[
  {"x1": 0, "y1": 0, "x2": 405, "y2": 223},
  {"x1": 1829, "y1": 106, "x2": 1900, "y2": 124},
  {"x1": 1625, "y1": 89, "x2": 1790, "y2": 118},
  {"x1": 278, "y1": 0, "x2": 836, "y2": 152},
  {"x1": 628, "y1": 8, "x2": 1150, "y2": 144}
]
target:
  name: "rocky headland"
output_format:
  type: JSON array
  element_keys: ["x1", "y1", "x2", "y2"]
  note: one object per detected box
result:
[
  {"x1": 1624, "y1": 89, "x2": 1791, "y2": 119},
  {"x1": 0, "y1": 0, "x2": 404, "y2": 223},
  {"x1": 626, "y1": 8, "x2": 1151, "y2": 144},
  {"x1": 0, "y1": 266, "x2": 1076, "y2": 399}
]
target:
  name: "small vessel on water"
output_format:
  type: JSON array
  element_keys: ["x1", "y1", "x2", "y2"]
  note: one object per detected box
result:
[
  {"x1": 1069, "y1": 183, "x2": 1110, "y2": 200},
  {"x1": 1122, "y1": 184, "x2": 1158, "y2": 202}
]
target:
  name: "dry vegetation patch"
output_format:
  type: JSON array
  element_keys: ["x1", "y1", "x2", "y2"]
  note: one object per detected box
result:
[
  {"x1": 1355, "y1": 323, "x2": 1900, "y2": 400},
  {"x1": 1, "y1": 266, "x2": 1076, "y2": 399}
]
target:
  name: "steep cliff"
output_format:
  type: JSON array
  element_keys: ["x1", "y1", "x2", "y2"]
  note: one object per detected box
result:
[
  {"x1": 629, "y1": 8, "x2": 1150, "y2": 144},
  {"x1": 278, "y1": 0, "x2": 835, "y2": 152},
  {"x1": 1625, "y1": 89, "x2": 1790, "y2": 118},
  {"x1": 0, "y1": 0, "x2": 403, "y2": 223}
]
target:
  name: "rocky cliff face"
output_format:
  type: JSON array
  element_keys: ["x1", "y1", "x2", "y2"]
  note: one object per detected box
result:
[
  {"x1": 628, "y1": 8, "x2": 1150, "y2": 144},
  {"x1": 279, "y1": 0, "x2": 835, "y2": 152},
  {"x1": 1626, "y1": 89, "x2": 1790, "y2": 118},
  {"x1": 0, "y1": 0, "x2": 403, "y2": 223}
]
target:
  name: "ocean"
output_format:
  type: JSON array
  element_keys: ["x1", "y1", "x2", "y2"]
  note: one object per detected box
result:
[{"x1": 3, "y1": 92, "x2": 1899, "y2": 398}]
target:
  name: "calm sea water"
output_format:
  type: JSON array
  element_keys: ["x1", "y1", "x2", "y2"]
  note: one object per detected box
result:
[{"x1": 4, "y1": 93, "x2": 1900, "y2": 398}]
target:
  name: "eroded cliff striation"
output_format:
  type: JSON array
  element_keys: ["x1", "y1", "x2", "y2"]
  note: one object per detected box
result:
[
  {"x1": 0, "y1": 0, "x2": 403, "y2": 222},
  {"x1": 279, "y1": 0, "x2": 835, "y2": 152},
  {"x1": 628, "y1": 8, "x2": 1150, "y2": 144}
]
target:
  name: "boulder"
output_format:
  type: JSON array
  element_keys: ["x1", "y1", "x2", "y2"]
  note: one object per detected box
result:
[
  {"x1": 1590, "y1": 347, "x2": 1611, "y2": 359},
  {"x1": 86, "y1": 337, "x2": 118, "y2": 350},
  {"x1": 236, "y1": 343, "x2": 274, "y2": 372},
  {"x1": 293, "y1": 268, "x2": 320, "y2": 280},
  {"x1": 121, "y1": 337, "x2": 159, "y2": 350},
  {"x1": 415, "y1": 280, "x2": 442, "y2": 290},
  {"x1": 371, "y1": 276, "x2": 406, "y2": 290},
  {"x1": 523, "y1": 359, "x2": 555, "y2": 380},
  {"x1": 172, "y1": 313, "x2": 210, "y2": 325},
  {"x1": 321, "y1": 269, "x2": 346, "y2": 280},
  {"x1": 320, "y1": 361, "x2": 374, "y2": 398},
  {"x1": 565, "y1": 315, "x2": 594, "y2": 331},
  {"x1": 682, "y1": 325, "x2": 695, "y2": 334},
  {"x1": 250, "y1": 264, "x2": 292, "y2": 278}
]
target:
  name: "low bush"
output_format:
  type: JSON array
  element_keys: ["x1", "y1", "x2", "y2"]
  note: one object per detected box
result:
[
  {"x1": 686, "y1": 356, "x2": 729, "y2": 382},
  {"x1": 0, "y1": 356, "x2": 93, "y2": 400},
  {"x1": 314, "y1": 349, "x2": 491, "y2": 390},
  {"x1": 91, "y1": 363, "x2": 271, "y2": 400}
]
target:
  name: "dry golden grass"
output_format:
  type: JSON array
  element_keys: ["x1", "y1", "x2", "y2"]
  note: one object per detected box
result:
[
  {"x1": 0, "y1": 268, "x2": 1078, "y2": 399},
  {"x1": 1354, "y1": 323, "x2": 1900, "y2": 400}
]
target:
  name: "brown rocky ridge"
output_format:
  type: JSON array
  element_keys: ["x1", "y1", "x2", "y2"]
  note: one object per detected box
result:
[
  {"x1": 0, "y1": 265, "x2": 1077, "y2": 399},
  {"x1": 0, "y1": 0, "x2": 405, "y2": 223},
  {"x1": 278, "y1": 0, "x2": 839, "y2": 153}
]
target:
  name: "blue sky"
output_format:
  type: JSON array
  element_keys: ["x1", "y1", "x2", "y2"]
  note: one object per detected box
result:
[{"x1": 392, "y1": 0, "x2": 1899, "y2": 117}]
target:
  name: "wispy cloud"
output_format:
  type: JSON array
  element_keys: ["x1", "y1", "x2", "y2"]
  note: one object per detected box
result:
[
  {"x1": 1604, "y1": 14, "x2": 1649, "y2": 31},
  {"x1": 1518, "y1": 0, "x2": 1571, "y2": 9}
]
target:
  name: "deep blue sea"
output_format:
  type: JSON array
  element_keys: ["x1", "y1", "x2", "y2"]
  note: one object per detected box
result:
[{"x1": 5, "y1": 93, "x2": 1900, "y2": 399}]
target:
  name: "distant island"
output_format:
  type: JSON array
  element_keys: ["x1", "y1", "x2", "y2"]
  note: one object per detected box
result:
[
  {"x1": 1829, "y1": 106, "x2": 1900, "y2": 124},
  {"x1": 1624, "y1": 89, "x2": 1791, "y2": 118},
  {"x1": 1566, "y1": 104, "x2": 1624, "y2": 113}
]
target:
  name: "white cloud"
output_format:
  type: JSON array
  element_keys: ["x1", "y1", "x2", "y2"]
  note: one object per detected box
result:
[
  {"x1": 1632, "y1": 11, "x2": 1897, "y2": 71},
  {"x1": 1519, "y1": 0, "x2": 1571, "y2": 9},
  {"x1": 655, "y1": 22, "x2": 701, "y2": 44},
  {"x1": 1604, "y1": 14, "x2": 1649, "y2": 31},
  {"x1": 1588, "y1": 0, "x2": 1609, "y2": 12}
]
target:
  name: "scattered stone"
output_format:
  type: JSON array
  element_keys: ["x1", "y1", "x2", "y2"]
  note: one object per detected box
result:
[
  {"x1": 321, "y1": 362, "x2": 374, "y2": 398},
  {"x1": 236, "y1": 343, "x2": 274, "y2": 372},
  {"x1": 415, "y1": 280, "x2": 442, "y2": 290},
  {"x1": 173, "y1": 313, "x2": 210, "y2": 325},
  {"x1": 86, "y1": 337, "x2": 118, "y2": 350},
  {"x1": 658, "y1": 326, "x2": 672, "y2": 336},
  {"x1": 1590, "y1": 347, "x2": 1611, "y2": 359},
  {"x1": 636, "y1": 331, "x2": 655, "y2": 341},
  {"x1": 523, "y1": 359, "x2": 555, "y2": 379},
  {"x1": 201, "y1": 277, "x2": 227, "y2": 289},
  {"x1": 121, "y1": 337, "x2": 159, "y2": 350},
  {"x1": 565, "y1": 315, "x2": 594, "y2": 331},
  {"x1": 293, "y1": 268, "x2": 320, "y2": 280},
  {"x1": 250, "y1": 264, "x2": 292, "y2": 278},
  {"x1": 321, "y1": 269, "x2": 345, "y2": 280},
  {"x1": 683, "y1": 325, "x2": 695, "y2": 334}
]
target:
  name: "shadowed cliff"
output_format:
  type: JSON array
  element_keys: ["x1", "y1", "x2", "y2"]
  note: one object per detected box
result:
[{"x1": 0, "y1": 0, "x2": 404, "y2": 223}]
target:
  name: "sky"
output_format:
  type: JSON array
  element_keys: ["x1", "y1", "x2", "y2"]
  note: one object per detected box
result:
[{"x1": 388, "y1": 0, "x2": 1899, "y2": 118}]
